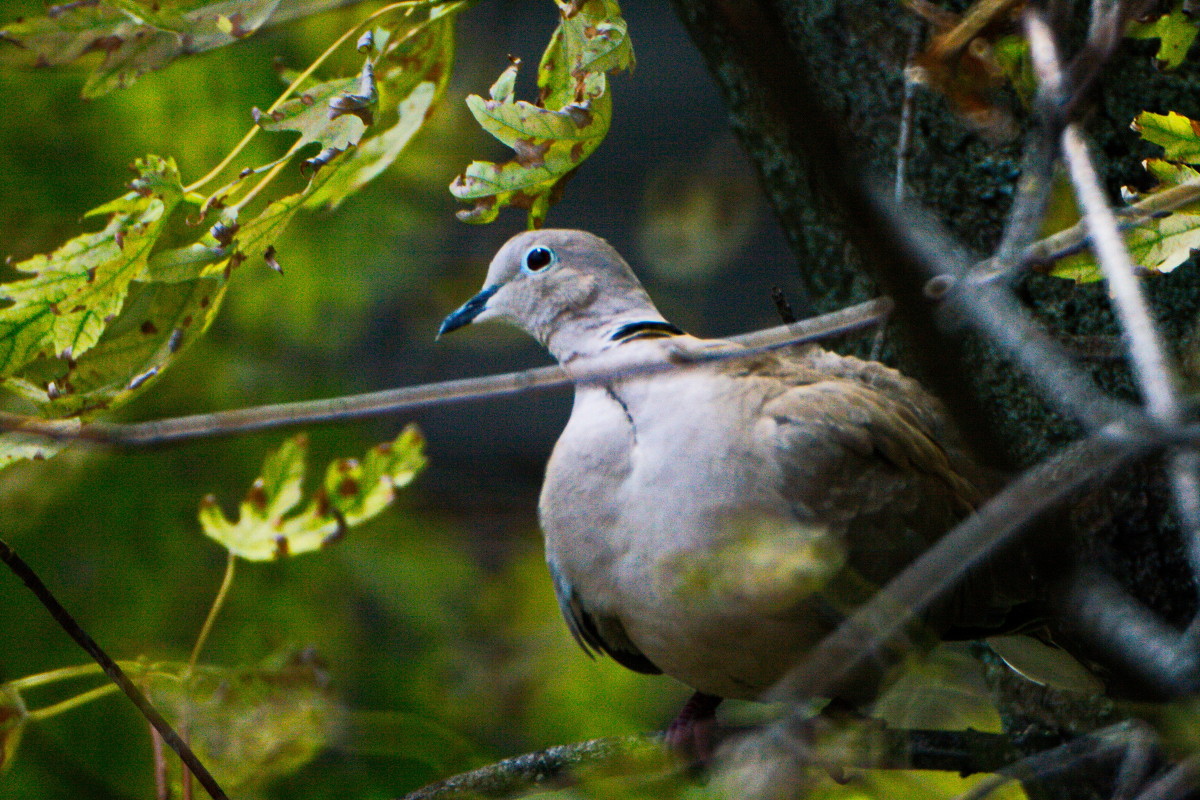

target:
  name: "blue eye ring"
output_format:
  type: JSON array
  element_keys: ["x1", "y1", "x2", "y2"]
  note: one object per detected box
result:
[{"x1": 522, "y1": 246, "x2": 555, "y2": 273}]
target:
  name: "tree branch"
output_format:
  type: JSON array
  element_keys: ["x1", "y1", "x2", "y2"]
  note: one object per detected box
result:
[{"x1": 398, "y1": 723, "x2": 1085, "y2": 800}]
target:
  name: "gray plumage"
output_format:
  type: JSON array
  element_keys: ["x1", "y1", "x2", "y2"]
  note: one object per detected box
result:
[{"x1": 441, "y1": 229, "x2": 1033, "y2": 704}]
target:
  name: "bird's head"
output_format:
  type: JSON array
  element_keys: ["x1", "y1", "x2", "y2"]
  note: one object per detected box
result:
[{"x1": 438, "y1": 229, "x2": 668, "y2": 360}]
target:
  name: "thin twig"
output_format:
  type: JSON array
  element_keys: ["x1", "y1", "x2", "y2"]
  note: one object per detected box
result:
[
  {"x1": 1031, "y1": 11, "x2": 1178, "y2": 423},
  {"x1": 970, "y1": 178, "x2": 1200, "y2": 284},
  {"x1": 1029, "y1": 12, "x2": 1200, "y2": 602},
  {"x1": 894, "y1": 23, "x2": 923, "y2": 204},
  {"x1": 1061, "y1": 570, "x2": 1200, "y2": 695},
  {"x1": 0, "y1": 298, "x2": 892, "y2": 447},
  {"x1": 1059, "y1": 127, "x2": 1180, "y2": 421},
  {"x1": 891, "y1": 200, "x2": 1132, "y2": 430},
  {"x1": 0, "y1": 536, "x2": 229, "y2": 800},
  {"x1": 152, "y1": 724, "x2": 169, "y2": 800}
]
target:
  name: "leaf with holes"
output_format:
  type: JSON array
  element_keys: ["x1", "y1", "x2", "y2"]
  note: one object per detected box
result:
[
  {"x1": 2, "y1": 277, "x2": 227, "y2": 423},
  {"x1": 199, "y1": 427, "x2": 426, "y2": 561},
  {"x1": 0, "y1": 155, "x2": 184, "y2": 377},
  {"x1": 0, "y1": 0, "x2": 301, "y2": 98},
  {"x1": 451, "y1": 0, "x2": 632, "y2": 227},
  {"x1": 1127, "y1": 1, "x2": 1200, "y2": 70},
  {"x1": 226, "y1": 146, "x2": 347, "y2": 275},
  {"x1": 306, "y1": 9, "x2": 461, "y2": 209}
]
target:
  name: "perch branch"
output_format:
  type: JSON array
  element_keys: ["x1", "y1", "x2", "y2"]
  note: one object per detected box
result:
[{"x1": 400, "y1": 723, "x2": 1083, "y2": 800}]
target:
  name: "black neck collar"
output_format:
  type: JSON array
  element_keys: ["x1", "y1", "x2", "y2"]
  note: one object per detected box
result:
[{"x1": 609, "y1": 320, "x2": 685, "y2": 343}]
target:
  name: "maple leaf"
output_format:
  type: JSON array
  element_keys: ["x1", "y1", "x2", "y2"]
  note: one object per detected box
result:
[
  {"x1": 199, "y1": 427, "x2": 426, "y2": 561},
  {"x1": 450, "y1": 0, "x2": 633, "y2": 228}
]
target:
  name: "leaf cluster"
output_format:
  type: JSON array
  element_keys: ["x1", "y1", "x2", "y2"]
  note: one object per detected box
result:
[{"x1": 450, "y1": 0, "x2": 633, "y2": 228}]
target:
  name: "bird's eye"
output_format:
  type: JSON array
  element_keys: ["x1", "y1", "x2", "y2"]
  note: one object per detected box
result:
[{"x1": 523, "y1": 246, "x2": 554, "y2": 272}]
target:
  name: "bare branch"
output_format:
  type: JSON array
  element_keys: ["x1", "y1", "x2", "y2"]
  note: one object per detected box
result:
[
  {"x1": 895, "y1": 22, "x2": 923, "y2": 204},
  {"x1": 0, "y1": 536, "x2": 229, "y2": 800},
  {"x1": 0, "y1": 299, "x2": 892, "y2": 447},
  {"x1": 1060, "y1": 570, "x2": 1200, "y2": 696},
  {"x1": 399, "y1": 735, "x2": 671, "y2": 800},
  {"x1": 1059, "y1": 127, "x2": 1180, "y2": 422},
  {"x1": 952, "y1": 722, "x2": 1146, "y2": 800},
  {"x1": 1027, "y1": 12, "x2": 1200, "y2": 606}
]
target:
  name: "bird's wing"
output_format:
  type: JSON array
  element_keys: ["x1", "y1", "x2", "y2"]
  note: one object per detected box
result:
[
  {"x1": 756, "y1": 361, "x2": 1022, "y2": 634},
  {"x1": 548, "y1": 561, "x2": 662, "y2": 675}
]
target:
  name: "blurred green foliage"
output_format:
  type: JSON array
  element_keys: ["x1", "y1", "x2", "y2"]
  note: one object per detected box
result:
[{"x1": 0, "y1": 1, "x2": 674, "y2": 797}]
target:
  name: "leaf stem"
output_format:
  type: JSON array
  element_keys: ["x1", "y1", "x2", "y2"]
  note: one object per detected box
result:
[
  {"x1": 188, "y1": 554, "x2": 236, "y2": 671},
  {"x1": 25, "y1": 682, "x2": 120, "y2": 723},
  {"x1": 4, "y1": 661, "x2": 106, "y2": 691},
  {"x1": 183, "y1": 0, "x2": 438, "y2": 196}
]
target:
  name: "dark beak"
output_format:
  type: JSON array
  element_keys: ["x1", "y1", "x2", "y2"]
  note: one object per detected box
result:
[{"x1": 437, "y1": 285, "x2": 499, "y2": 339}]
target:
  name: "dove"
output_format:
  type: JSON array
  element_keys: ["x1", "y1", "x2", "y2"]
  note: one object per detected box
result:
[{"x1": 439, "y1": 229, "x2": 1040, "y2": 753}]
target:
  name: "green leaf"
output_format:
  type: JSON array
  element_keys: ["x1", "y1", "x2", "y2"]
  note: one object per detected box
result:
[
  {"x1": 0, "y1": 155, "x2": 184, "y2": 376},
  {"x1": 306, "y1": 11, "x2": 461, "y2": 210},
  {"x1": 1132, "y1": 110, "x2": 1200, "y2": 163},
  {"x1": 199, "y1": 426, "x2": 426, "y2": 561},
  {"x1": 1050, "y1": 213, "x2": 1200, "y2": 282},
  {"x1": 257, "y1": 71, "x2": 371, "y2": 152},
  {"x1": 1124, "y1": 212, "x2": 1200, "y2": 273},
  {"x1": 229, "y1": 147, "x2": 347, "y2": 273},
  {"x1": 0, "y1": 0, "x2": 288, "y2": 98},
  {"x1": 1143, "y1": 157, "x2": 1200, "y2": 192},
  {"x1": 6, "y1": 277, "x2": 228, "y2": 418},
  {"x1": 1127, "y1": 1, "x2": 1200, "y2": 70},
  {"x1": 451, "y1": 0, "x2": 633, "y2": 227},
  {"x1": 0, "y1": 428, "x2": 75, "y2": 471},
  {"x1": 143, "y1": 651, "x2": 334, "y2": 793}
]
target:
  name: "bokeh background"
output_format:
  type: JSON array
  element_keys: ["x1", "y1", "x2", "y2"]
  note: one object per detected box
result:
[{"x1": 0, "y1": 2, "x2": 807, "y2": 797}]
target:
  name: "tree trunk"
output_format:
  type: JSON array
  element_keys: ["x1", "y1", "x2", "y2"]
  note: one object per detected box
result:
[{"x1": 668, "y1": 0, "x2": 1200, "y2": 719}]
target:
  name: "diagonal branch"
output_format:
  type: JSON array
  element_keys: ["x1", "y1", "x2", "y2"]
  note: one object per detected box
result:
[{"x1": 0, "y1": 536, "x2": 229, "y2": 800}]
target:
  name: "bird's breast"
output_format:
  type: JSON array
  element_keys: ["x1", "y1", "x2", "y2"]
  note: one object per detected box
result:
[{"x1": 539, "y1": 373, "x2": 839, "y2": 699}]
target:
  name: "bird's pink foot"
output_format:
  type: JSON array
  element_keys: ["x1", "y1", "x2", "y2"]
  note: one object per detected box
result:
[{"x1": 665, "y1": 691, "x2": 723, "y2": 764}]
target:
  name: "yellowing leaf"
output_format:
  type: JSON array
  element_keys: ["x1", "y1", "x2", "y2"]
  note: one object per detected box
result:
[
  {"x1": 144, "y1": 651, "x2": 334, "y2": 794},
  {"x1": 451, "y1": 0, "x2": 633, "y2": 227},
  {"x1": 0, "y1": 155, "x2": 183, "y2": 376},
  {"x1": 1125, "y1": 212, "x2": 1200, "y2": 272},
  {"x1": 200, "y1": 427, "x2": 426, "y2": 561},
  {"x1": 223, "y1": 145, "x2": 348, "y2": 275},
  {"x1": 1132, "y1": 110, "x2": 1200, "y2": 163},
  {"x1": 0, "y1": 0, "x2": 289, "y2": 98},
  {"x1": 1127, "y1": 1, "x2": 1200, "y2": 70},
  {"x1": 257, "y1": 68, "x2": 372, "y2": 152},
  {"x1": 1051, "y1": 213, "x2": 1200, "y2": 282}
]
